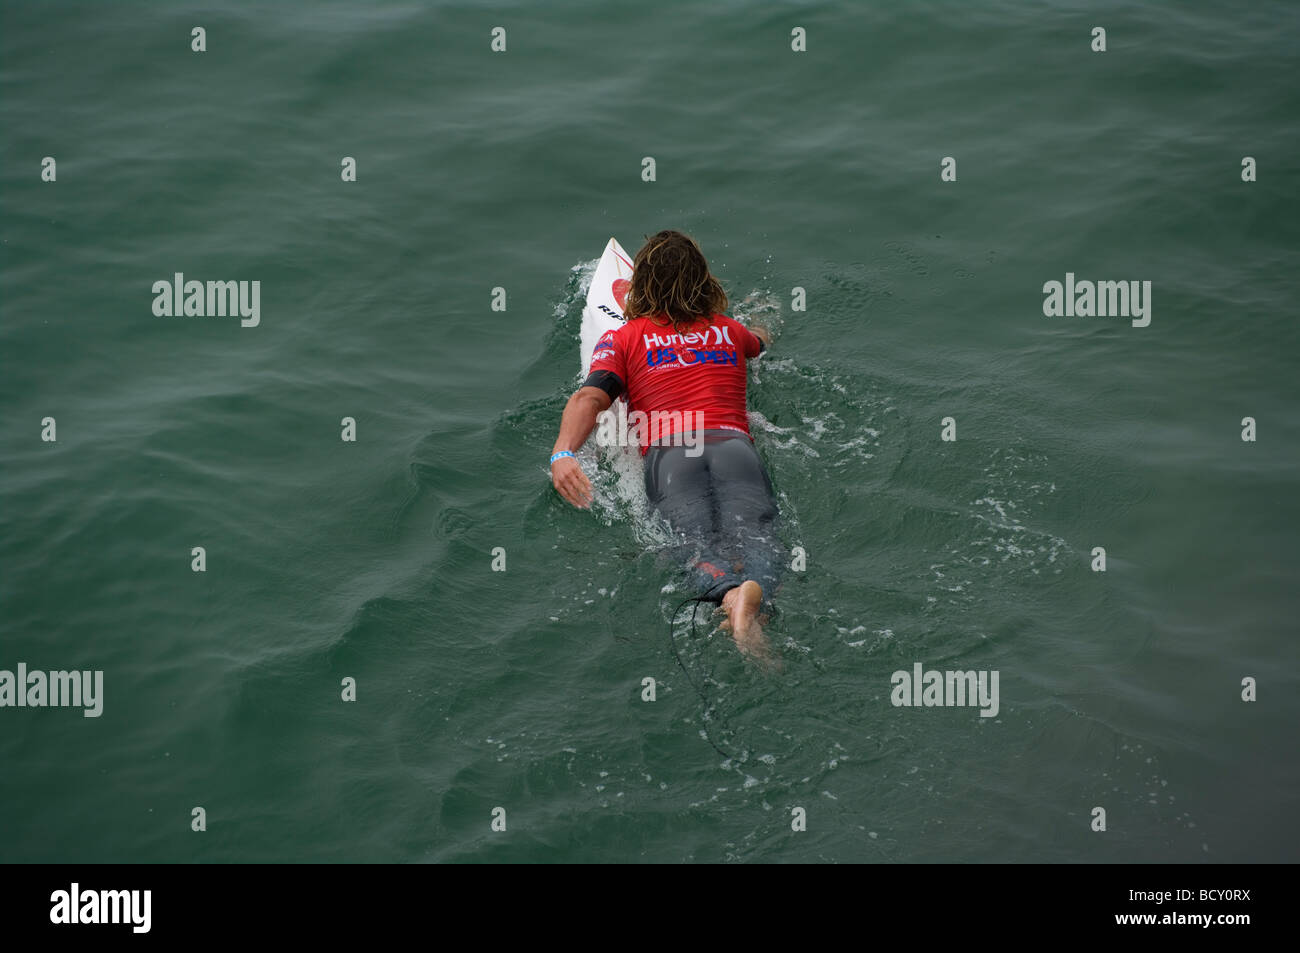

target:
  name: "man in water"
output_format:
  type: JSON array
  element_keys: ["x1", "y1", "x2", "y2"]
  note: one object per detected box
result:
[{"x1": 550, "y1": 230, "x2": 781, "y2": 663}]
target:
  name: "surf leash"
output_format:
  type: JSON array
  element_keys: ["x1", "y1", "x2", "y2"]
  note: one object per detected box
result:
[{"x1": 667, "y1": 580, "x2": 744, "y2": 762}]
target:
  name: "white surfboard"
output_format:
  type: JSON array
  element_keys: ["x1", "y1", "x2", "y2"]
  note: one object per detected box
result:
[
  {"x1": 580, "y1": 237, "x2": 634, "y2": 374},
  {"x1": 579, "y1": 238, "x2": 636, "y2": 459}
]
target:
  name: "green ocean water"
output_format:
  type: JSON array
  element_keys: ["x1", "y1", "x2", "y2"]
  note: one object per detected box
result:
[{"x1": 1, "y1": 1, "x2": 1297, "y2": 863}]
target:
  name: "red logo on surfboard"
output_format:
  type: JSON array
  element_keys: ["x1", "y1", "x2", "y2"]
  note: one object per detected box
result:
[{"x1": 612, "y1": 278, "x2": 630, "y2": 309}]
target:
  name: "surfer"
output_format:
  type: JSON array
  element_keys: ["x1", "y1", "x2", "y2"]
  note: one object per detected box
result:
[{"x1": 550, "y1": 230, "x2": 780, "y2": 663}]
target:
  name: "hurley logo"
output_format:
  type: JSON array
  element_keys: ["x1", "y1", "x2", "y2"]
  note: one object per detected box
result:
[{"x1": 642, "y1": 325, "x2": 734, "y2": 349}]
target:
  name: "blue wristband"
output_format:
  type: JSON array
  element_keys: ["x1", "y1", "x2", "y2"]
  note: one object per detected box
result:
[{"x1": 550, "y1": 451, "x2": 575, "y2": 466}]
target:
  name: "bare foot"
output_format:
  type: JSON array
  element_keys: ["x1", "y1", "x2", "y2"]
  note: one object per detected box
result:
[{"x1": 721, "y1": 581, "x2": 778, "y2": 668}]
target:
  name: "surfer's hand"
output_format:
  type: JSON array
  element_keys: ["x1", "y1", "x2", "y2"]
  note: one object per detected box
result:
[{"x1": 552, "y1": 456, "x2": 593, "y2": 509}]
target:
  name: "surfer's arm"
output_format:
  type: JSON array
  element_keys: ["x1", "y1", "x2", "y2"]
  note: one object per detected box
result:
[
  {"x1": 554, "y1": 385, "x2": 612, "y2": 452},
  {"x1": 550, "y1": 385, "x2": 614, "y2": 509},
  {"x1": 737, "y1": 322, "x2": 770, "y2": 357}
]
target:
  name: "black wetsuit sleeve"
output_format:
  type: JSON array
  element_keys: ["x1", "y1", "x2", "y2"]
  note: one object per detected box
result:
[{"x1": 582, "y1": 369, "x2": 625, "y2": 400}]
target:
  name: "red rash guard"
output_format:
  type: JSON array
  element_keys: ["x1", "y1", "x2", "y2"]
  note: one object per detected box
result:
[{"x1": 586, "y1": 313, "x2": 765, "y2": 454}]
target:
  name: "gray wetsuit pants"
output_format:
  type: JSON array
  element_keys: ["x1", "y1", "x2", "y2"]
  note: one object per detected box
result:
[{"x1": 643, "y1": 430, "x2": 780, "y2": 607}]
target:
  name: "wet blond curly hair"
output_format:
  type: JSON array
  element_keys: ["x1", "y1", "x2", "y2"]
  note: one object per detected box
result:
[{"x1": 623, "y1": 230, "x2": 728, "y2": 334}]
